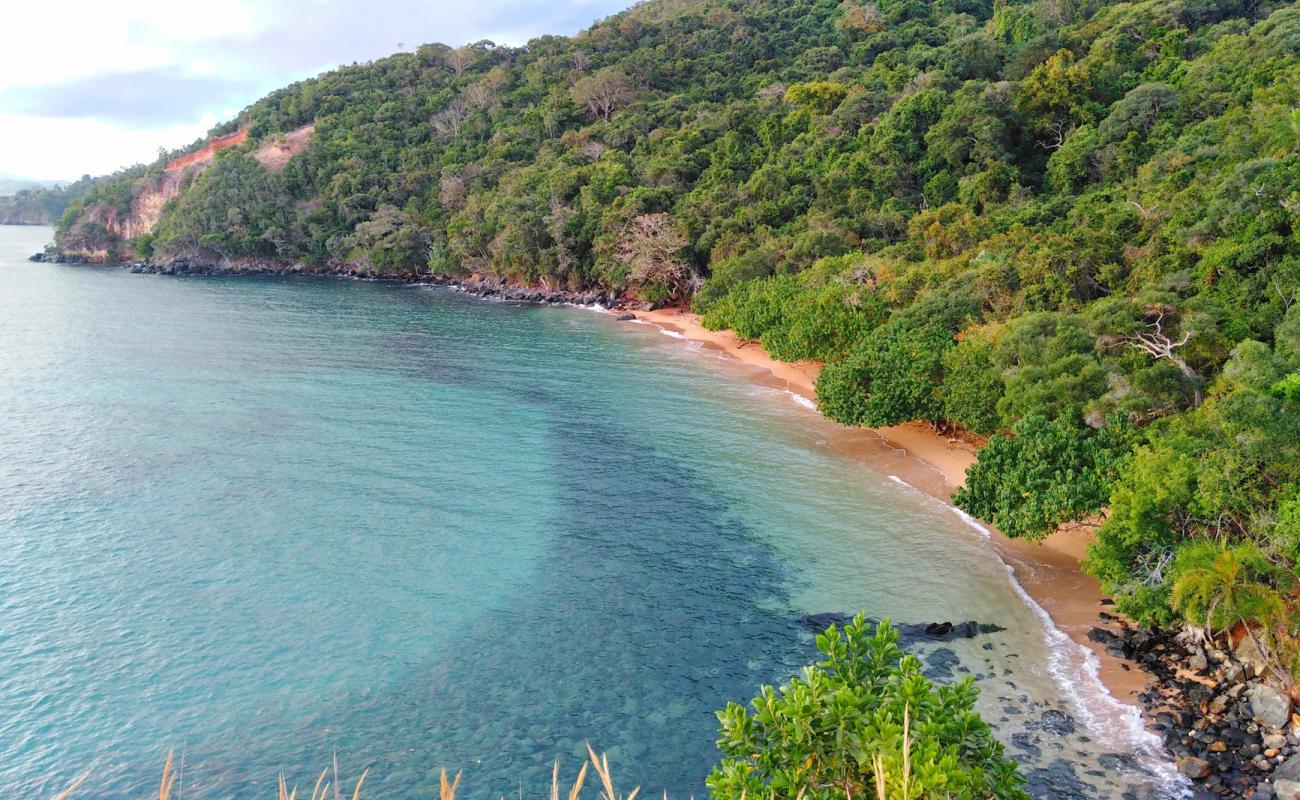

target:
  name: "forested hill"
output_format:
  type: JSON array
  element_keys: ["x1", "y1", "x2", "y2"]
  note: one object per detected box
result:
[
  {"x1": 55, "y1": 0, "x2": 1300, "y2": 651},
  {"x1": 0, "y1": 177, "x2": 93, "y2": 225}
]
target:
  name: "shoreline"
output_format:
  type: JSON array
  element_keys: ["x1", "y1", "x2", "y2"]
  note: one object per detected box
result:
[{"x1": 634, "y1": 307, "x2": 1149, "y2": 706}]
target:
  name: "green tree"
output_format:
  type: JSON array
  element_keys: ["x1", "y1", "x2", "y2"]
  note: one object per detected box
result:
[
  {"x1": 784, "y1": 82, "x2": 849, "y2": 115},
  {"x1": 1171, "y1": 542, "x2": 1288, "y2": 637},
  {"x1": 816, "y1": 324, "x2": 953, "y2": 427},
  {"x1": 954, "y1": 414, "x2": 1131, "y2": 541}
]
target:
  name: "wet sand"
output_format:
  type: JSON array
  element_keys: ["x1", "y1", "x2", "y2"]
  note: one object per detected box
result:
[{"x1": 636, "y1": 307, "x2": 1148, "y2": 704}]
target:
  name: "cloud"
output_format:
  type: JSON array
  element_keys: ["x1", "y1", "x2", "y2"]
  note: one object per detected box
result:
[
  {"x1": 0, "y1": 0, "x2": 635, "y2": 179},
  {"x1": 0, "y1": 71, "x2": 257, "y2": 127}
]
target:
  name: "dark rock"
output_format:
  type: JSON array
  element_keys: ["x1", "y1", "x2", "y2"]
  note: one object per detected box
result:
[
  {"x1": 1040, "y1": 709, "x2": 1077, "y2": 736},
  {"x1": 796, "y1": 612, "x2": 853, "y2": 631},
  {"x1": 921, "y1": 647, "x2": 959, "y2": 681},
  {"x1": 616, "y1": 312, "x2": 637, "y2": 321},
  {"x1": 1011, "y1": 731, "x2": 1042, "y2": 758},
  {"x1": 1274, "y1": 753, "x2": 1300, "y2": 784},
  {"x1": 1088, "y1": 626, "x2": 1117, "y2": 644}
]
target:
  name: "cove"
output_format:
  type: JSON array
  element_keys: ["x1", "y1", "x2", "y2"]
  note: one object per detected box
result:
[{"x1": 0, "y1": 226, "x2": 1177, "y2": 798}]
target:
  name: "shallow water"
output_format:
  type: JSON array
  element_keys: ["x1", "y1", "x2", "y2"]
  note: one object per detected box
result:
[{"x1": 0, "y1": 226, "x2": 1179, "y2": 798}]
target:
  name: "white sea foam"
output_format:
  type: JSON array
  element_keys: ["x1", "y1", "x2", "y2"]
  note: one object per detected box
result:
[
  {"x1": 659, "y1": 329, "x2": 686, "y2": 339},
  {"x1": 567, "y1": 302, "x2": 613, "y2": 314},
  {"x1": 896, "y1": 474, "x2": 1190, "y2": 797},
  {"x1": 999, "y1": 561, "x2": 1192, "y2": 798},
  {"x1": 786, "y1": 391, "x2": 818, "y2": 410},
  {"x1": 947, "y1": 505, "x2": 993, "y2": 539}
]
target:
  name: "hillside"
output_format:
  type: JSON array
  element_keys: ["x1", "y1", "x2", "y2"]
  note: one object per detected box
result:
[
  {"x1": 0, "y1": 177, "x2": 93, "y2": 225},
  {"x1": 52, "y1": 0, "x2": 1300, "y2": 667}
]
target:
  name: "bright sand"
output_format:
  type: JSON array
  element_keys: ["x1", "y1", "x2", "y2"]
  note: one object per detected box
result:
[{"x1": 637, "y1": 307, "x2": 1149, "y2": 703}]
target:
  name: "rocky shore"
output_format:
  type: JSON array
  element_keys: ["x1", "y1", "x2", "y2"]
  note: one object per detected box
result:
[
  {"x1": 27, "y1": 253, "x2": 643, "y2": 312},
  {"x1": 1097, "y1": 620, "x2": 1299, "y2": 798}
]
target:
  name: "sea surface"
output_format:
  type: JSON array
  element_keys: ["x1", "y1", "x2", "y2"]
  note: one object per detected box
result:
[{"x1": 0, "y1": 226, "x2": 1181, "y2": 799}]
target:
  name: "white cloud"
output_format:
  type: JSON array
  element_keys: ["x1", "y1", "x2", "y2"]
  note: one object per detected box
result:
[{"x1": 2, "y1": 0, "x2": 634, "y2": 179}]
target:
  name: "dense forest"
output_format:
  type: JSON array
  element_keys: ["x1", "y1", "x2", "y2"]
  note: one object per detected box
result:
[{"x1": 56, "y1": 0, "x2": 1299, "y2": 670}]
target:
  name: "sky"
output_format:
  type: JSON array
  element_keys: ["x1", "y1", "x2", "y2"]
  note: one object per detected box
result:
[{"x1": 0, "y1": 0, "x2": 635, "y2": 181}]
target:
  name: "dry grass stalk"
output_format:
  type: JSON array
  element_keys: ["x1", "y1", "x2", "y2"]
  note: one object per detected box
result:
[
  {"x1": 64, "y1": 744, "x2": 628, "y2": 799},
  {"x1": 160, "y1": 750, "x2": 176, "y2": 800},
  {"x1": 310, "y1": 767, "x2": 331, "y2": 800},
  {"x1": 586, "y1": 744, "x2": 639, "y2": 800},
  {"x1": 870, "y1": 705, "x2": 913, "y2": 800},
  {"x1": 441, "y1": 768, "x2": 463, "y2": 800}
]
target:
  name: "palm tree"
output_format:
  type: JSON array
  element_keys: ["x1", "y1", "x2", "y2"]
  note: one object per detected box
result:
[
  {"x1": 1171, "y1": 541, "x2": 1290, "y2": 676},
  {"x1": 1276, "y1": 107, "x2": 1300, "y2": 155}
]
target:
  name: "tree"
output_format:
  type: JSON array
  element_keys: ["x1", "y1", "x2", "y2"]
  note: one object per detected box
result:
[
  {"x1": 816, "y1": 323, "x2": 953, "y2": 427},
  {"x1": 709, "y1": 615, "x2": 1028, "y2": 800},
  {"x1": 941, "y1": 332, "x2": 1003, "y2": 435},
  {"x1": 836, "y1": 2, "x2": 884, "y2": 33},
  {"x1": 954, "y1": 414, "x2": 1131, "y2": 541},
  {"x1": 351, "y1": 204, "x2": 430, "y2": 273},
  {"x1": 1014, "y1": 50, "x2": 1093, "y2": 142},
  {"x1": 614, "y1": 213, "x2": 692, "y2": 296},
  {"x1": 432, "y1": 99, "x2": 469, "y2": 138},
  {"x1": 572, "y1": 68, "x2": 633, "y2": 121},
  {"x1": 444, "y1": 45, "x2": 475, "y2": 76},
  {"x1": 1170, "y1": 541, "x2": 1290, "y2": 677},
  {"x1": 784, "y1": 82, "x2": 849, "y2": 115},
  {"x1": 1172, "y1": 542, "x2": 1288, "y2": 635},
  {"x1": 1127, "y1": 305, "x2": 1202, "y2": 406}
]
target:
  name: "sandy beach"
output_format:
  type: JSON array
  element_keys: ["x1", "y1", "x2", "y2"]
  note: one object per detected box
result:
[{"x1": 637, "y1": 306, "x2": 1149, "y2": 704}]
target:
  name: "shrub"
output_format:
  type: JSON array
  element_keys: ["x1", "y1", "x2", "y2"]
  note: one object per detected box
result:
[
  {"x1": 708, "y1": 615, "x2": 1028, "y2": 800},
  {"x1": 815, "y1": 324, "x2": 953, "y2": 427},
  {"x1": 954, "y1": 414, "x2": 1132, "y2": 541}
]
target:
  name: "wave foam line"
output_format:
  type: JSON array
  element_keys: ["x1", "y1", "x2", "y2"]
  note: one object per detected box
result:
[
  {"x1": 897, "y1": 476, "x2": 1189, "y2": 797},
  {"x1": 785, "y1": 390, "x2": 818, "y2": 410},
  {"x1": 999, "y1": 561, "x2": 1191, "y2": 798},
  {"x1": 659, "y1": 329, "x2": 686, "y2": 339},
  {"x1": 947, "y1": 505, "x2": 993, "y2": 540}
]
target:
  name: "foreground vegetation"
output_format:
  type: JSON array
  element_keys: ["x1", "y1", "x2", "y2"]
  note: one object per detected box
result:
[
  {"x1": 48, "y1": 617, "x2": 1016, "y2": 799},
  {"x1": 54, "y1": 0, "x2": 1299, "y2": 667}
]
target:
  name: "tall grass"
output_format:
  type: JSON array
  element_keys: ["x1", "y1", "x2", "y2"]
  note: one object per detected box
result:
[{"x1": 51, "y1": 744, "x2": 638, "y2": 800}]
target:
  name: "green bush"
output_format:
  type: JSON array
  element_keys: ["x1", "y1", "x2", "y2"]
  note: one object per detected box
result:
[
  {"x1": 954, "y1": 414, "x2": 1132, "y2": 541},
  {"x1": 708, "y1": 614, "x2": 1028, "y2": 800},
  {"x1": 761, "y1": 284, "x2": 887, "y2": 362},
  {"x1": 815, "y1": 323, "x2": 953, "y2": 427},
  {"x1": 941, "y1": 333, "x2": 1004, "y2": 434}
]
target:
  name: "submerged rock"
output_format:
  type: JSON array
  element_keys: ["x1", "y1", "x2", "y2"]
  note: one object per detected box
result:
[
  {"x1": 794, "y1": 614, "x2": 1006, "y2": 643},
  {"x1": 1038, "y1": 709, "x2": 1077, "y2": 736}
]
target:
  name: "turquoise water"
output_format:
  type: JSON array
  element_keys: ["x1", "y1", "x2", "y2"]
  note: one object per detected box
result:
[{"x1": 0, "y1": 226, "x2": 1177, "y2": 798}]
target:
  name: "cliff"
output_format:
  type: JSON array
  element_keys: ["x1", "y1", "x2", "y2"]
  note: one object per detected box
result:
[{"x1": 56, "y1": 124, "x2": 313, "y2": 262}]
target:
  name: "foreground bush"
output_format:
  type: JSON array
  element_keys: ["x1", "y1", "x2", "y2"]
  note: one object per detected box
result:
[{"x1": 708, "y1": 615, "x2": 1027, "y2": 800}]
